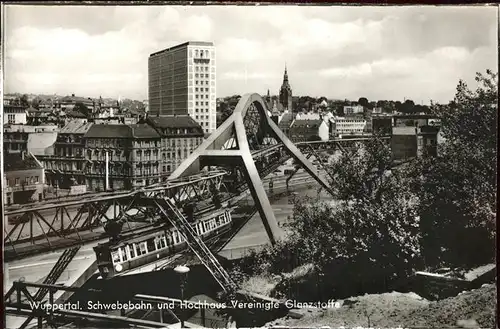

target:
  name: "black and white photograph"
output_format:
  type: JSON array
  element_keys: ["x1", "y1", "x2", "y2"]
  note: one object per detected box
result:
[{"x1": 1, "y1": 2, "x2": 497, "y2": 329}]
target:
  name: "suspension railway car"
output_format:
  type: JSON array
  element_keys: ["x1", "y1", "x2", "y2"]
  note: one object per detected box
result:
[{"x1": 94, "y1": 209, "x2": 233, "y2": 279}]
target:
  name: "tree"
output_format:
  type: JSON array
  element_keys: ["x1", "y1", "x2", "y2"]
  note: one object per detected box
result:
[
  {"x1": 31, "y1": 98, "x2": 42, "y2": 110},
  {"x1": 401, "y1": 99, "x2": 415, "y2": 113},
  {"x1": 413, "y1": 70, "x2": 497, "y2": 268},
  {"x1": 240, "y1": 136, "x2": 422, "y2": 299},
  {"x1": 358, "y1": 97, "x2": 369, "y2": 107},
  {"x1": 20, "y1": 94, "x2": 29, "y2": 108},
  {"x1": 395, "y1": 101, "x2": 402, "y2": 112},
  {"x1": 74, "y1": 102, "x2": 90, "y2": 117},
  {"x1": 326, "y1": 138, "x2": 394, "y2": 201}
]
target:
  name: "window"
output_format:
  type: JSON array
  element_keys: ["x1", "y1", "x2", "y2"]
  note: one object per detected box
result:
[
  {"x1": 205, "y1": 74, "x2": 209, "y2": 78},
  {"x1": 205, "y1": 88, "x2": 209, "y2": 92},
  {"x1": 111, "y1": 251, "x2": 121, "y2": 264},
  {"x1": 15, "y1": 178, "x2": 20, "y2": 186},
  {"x1": 120, "y1": 248, "x2": 128, "y2": 262}
]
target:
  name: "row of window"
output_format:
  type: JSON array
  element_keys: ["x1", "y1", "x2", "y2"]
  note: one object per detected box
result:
[
  {"x1": 190, "y1": 49, "x2": 214, "y2": 59},
  {"x1": 110, "y1": 212, "x2": 230, "y2": 265},
  {"x1": 6, "y1": 176, "x2": 39, "y2": 187},
  {"x1": 193, "y1": 80, "x2": 215, "y2": 86}
]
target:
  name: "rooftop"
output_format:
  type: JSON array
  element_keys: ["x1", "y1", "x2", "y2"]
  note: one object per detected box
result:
[
  {"x1": 4, "y1": 153, "x2": 42, "y2": 171},
  {"x1": 278, "y1": 113, "x2": 294, "y2": 127},
  {"x1": 292, "y1": 119, "x2": 322, "y2": 128},
  {"x1": 84, "y1": 124, "x2": 160, "y2": 139},
  {"x1": 60, "y1": 95, "x2": 95, "y2": 104},
  {"x1": 65, "y1": 110, "x2": 87, "y2": 118},
  {"x1": 60, "y1": 119, "x2": 94, "y2": 134},
  {"x1": 150, "y1": 41, "x2": 214, "y2": 57},
  {"x1": 130, "y1": 124, "x2": 162, "y2": 138},
  {"x1": 147, "y1": 115, "x2": 203, "y2": 130}
]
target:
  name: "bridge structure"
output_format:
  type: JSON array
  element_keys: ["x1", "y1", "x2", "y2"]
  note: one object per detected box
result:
[{"x1": 4, "y1": 93, "x2": 391, "y2": 328}]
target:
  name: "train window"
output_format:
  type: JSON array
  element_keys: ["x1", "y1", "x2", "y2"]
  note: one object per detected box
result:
[
  {"x1": 139, "y1": 242, "x2": 147, "y2": 256},
  {"x1": 204, "y1": 221, "x2": 210, "y2": 231},
  {"x1": 120, "y1": 248, "x2": 128, "y2": 262},
  {"x1": 198, "y1": 223, "x2": 205, "y2": 234},
  {"x1": 126, "y1": 245, "x2": 134, "y2": 259},
  {"x1": 111, "y1": 251, "x2": 120, "y2": 264},
  {"x1": 194, "y1": 225, "x2": 199, "y2": 235},
  {"x1": 172, "y1": 231, "x2": 178, "y2": 244},
  {"x1": 166, "y1": 233, "x2": 173, "y2": 246},
  {"x1": 210, "y1": 219, "x2": 216, "y2": 229},
  {"x1": 147, "y1": 238, "x2": 156, "y2": 253},
  {"x1": 157, "y1": 235, "x2": 167, "y2": 249},
  {"x1": 134, "y1": 244, "x2": 141, "y2": 257}
]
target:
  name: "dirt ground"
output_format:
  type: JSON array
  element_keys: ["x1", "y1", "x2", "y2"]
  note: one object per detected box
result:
[{"x1": 265, "y1": 283, "x2": 496, "y2": 328}]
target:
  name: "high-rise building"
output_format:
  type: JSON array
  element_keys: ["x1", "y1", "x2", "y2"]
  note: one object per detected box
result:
[{"x1": 148, "y1": 41, "x2": 217, "y2": 134}]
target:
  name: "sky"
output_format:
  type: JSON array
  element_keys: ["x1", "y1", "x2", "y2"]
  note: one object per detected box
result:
[{"x1": 3, "y1": 5, "x2": 498, "y2": 104}]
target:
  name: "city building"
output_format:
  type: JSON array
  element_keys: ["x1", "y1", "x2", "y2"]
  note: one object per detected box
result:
[
  {"x1": 3, "y1": 95, "x2": 19, "y2": 106},
  {"x1": 372, "y1": 115, "x2": 393, "y2": 136},
  {"x1": 4, "y1": 152, "x2": 45, "y2": 205},
  {"x1": 27, "y1": 107, "x2": 57, "y2": 126},
  {"x1": 3, "y1": 125, "x2": 58, "y2": 155},
  {"x1": 4, "y1": 105, "x2": 27, "y2": 125},
  {"x1": 331, "y1": 117, "x2": 367, "y2": 136},
  {"x1": 343, "y1": 105, "x2": 364, "y2": 116},
  {"x1": 84, "y1": 124, "x2": 162, "y2": 191},
  {"x1": 148, "y1": 41, "x2": 217, "y2": 134},
  {"x1": 296, "y1": 112, "x2": 321, "y2": 120},
  {"x1": 279, "y1": 65, "x2": 293, "y2": 112},
  {"x1": 391, "y1": 125, "x2": 440, "y2": 160},
  {"x1": 41, "y1": 120, "x2": 94, "y2": 190},
  {"x1": 289, "y1": 119, "x2": 329, "y2": 142},
  {"x1": 393, "y1": 114, "x2": 436, "y2": 128},
  {"x1": 59, "y1": 94, "x2": 95, "y2": 110},
  {"x1": 277, "y1": 112, "x2": 294, "y2": 137},
  {"x1": 144, "y1": 116, "x2": 204, "y2": 179}
]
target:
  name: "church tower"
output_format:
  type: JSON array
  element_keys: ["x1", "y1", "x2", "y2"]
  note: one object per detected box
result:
[{"x1": 279, "y1": 64, "x2": 293, "y2": 112}]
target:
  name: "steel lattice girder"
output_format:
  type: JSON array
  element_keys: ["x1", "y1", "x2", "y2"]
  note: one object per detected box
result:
[
  {"x1": 169, "y1": 93, "x2": 336, "y2": 244},
  {"x1": 4, "y1": 170, "x2": 230, "y2": 259}
]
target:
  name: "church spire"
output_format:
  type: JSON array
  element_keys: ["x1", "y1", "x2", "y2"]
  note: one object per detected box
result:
[{"x1": 283, "y1": 63, "x2": 288, "y2": 83}]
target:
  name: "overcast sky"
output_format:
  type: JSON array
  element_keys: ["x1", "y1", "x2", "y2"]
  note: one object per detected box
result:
[{"x1": 4, "y1": 5, "x2": 498, "y2": 103}]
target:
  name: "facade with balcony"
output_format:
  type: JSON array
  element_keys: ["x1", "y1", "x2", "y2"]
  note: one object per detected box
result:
[
  {"x1": 4, "y1": 153, "x2": 45, "y2": 205},
  {"x1": 144, "y1": 116, "x2": 204, "y2": 180},
  {"x1": 83, "y1": 124, "x2": 162, "y2": 191},
  {"x1": 41, "y1": 120, "x2": 93, "y2": 189}
]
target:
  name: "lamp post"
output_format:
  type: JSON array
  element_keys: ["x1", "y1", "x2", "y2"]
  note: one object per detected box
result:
[{"x1": 174, "y1": 265, "x2": 190, "y2": 328}]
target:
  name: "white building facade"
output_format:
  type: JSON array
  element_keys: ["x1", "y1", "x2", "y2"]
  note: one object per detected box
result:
[
  {"x1": 332, "y1": 117, "x2": 367, "y2": 136},
  {"x1": 148, "y1": 41, "x2": 217, "y2": 134}
]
